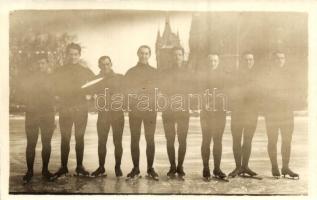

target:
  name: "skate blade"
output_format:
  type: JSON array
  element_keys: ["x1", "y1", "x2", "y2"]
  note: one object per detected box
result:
[
  {"x1": 125, "y1": 175, "x2": 142, "y2": 181},
  {"x1": 228, "y1": 174, "x2": 237, "y2": 178},
  {"x1": 55, "y1": 173, "x2": 70, "y2": 179},
  {"x1": 145, "y1": 175, "x2": 159, "y2": 181},
  {"x1": 91, "y1": 173, "x2": 107, "y2": 178},
  {"x1": 74, "y1": 173, "x2": 90, "y2": 177},
  {"x1": 282, "y1": 175, "x2": 300, "y2": 180},
  {"x1": 213, "y1": 176, "x2": 229, "y2": 182},
  {"x1": 203, "y1": 177, "x2": 212, "y2": 182}
]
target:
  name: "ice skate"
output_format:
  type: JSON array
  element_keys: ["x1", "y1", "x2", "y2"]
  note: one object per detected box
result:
[
  {"x1": 91, "y1": 166, "x2": 106, "y2": 177},
  {"x1": 281, "y1": 167, "x2": 299, "y2": 179},
  {"x1": 42, "y1": 170, "x2": 56, "y2": 181},
  {"x1": 213, "y1": 168, "x2": 229, "y2": 182},
  {"x1": 75, "y1": 165, "x2": 90, "y2": 177},
  {"x1": 22, "y1": 170, "x2": 33, "y2": 184},
  {"x1": 54, "y1": 166, "x2": 69, "y2": 178},
  {"x1": 126, "y1": 167, "x2": 141, "y2": 181},
  {"x1": 272, "y1": 166, "x2": 281, "y2": 179},
  {"x1": 176, "y1": 166, "x2": 185, "y2": 179},
  {"x1": 167, "y1": 166, "x2": 177, "y2": 179},
  {"x1": 228, "y1": 167, "x2": 240, "y2": 178},
  {"x1": 202, "y1": 168, "x2": 211, "y2": 181},
  {"x1": 239, "y1": 167, "x2": 262, "y2": 180},
  {"x1": 146, "y1": 167, "x2": 159, "y2": 181}
]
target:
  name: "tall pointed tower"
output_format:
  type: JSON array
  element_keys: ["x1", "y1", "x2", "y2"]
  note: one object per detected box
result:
[{"x1": 156, "y1": 14, "x2": 181, "y2": 71}]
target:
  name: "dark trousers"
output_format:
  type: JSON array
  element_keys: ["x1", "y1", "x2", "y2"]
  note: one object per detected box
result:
[
  {"x1": 97, "y1": 111, "x2": 124, "y2": 168},
  {"x1": 231, "y1": 110, "x2": 258, "y2": 168},
  {"x1": 200, "y1": 111, "x2": 226, "y2": 170},
  {"x1": 59, "y1": 108, "x2": 88, "y2": 167},
  {"x1": 162, "y1": 111, "x2": 190, "y2": 168},
  {"x1": 129, "y1": 111, "x2": 157, "y2": 169},
  {"x1": 25, "y1": 111, "x2": 55, "y2": 172},
  {"x1": 265, "y1": 110, "x2": 294, "y2": 169}
]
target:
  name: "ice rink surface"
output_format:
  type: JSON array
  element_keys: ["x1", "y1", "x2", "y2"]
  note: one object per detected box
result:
[{"x1": 9, "y1": 114, "x2": 308, "y2": 195}]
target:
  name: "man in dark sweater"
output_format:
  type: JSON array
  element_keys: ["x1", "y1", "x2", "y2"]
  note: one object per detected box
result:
[
  {"x1": 199, "y1": 53, "x2": 227, "y2": 180},
  {"x1": 90, "y1": 56, "x2": 125, "y2": 177},
  {"x1": 53, "y1": 43, "x2": 95, "y2": 177},
  {"x1": 21, "y1": 54, "x2": 56, "y2": 183},
  {"x1": 229, "y1": 52, "x2": 260, "y2": 178},
  {"x1": 264, "y1": 52, "x2": 299, "y2": 178},
  {"x1": 124, "y1": 45, "x2": 158, "y2": 179},
  {"x1": 160, "y1": 46, "x2": 191, "y2": 178}
]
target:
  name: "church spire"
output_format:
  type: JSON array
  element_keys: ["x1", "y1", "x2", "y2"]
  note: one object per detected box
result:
[
  {"x1": 166, "y1": 13, "x2": 170, "y2": 25},
  {"x1": 156, "y1": 13, "x2": 183, "y2": 70},
  {"x1": 163, "y1": 13, "x2": 172, "y2": 38}
]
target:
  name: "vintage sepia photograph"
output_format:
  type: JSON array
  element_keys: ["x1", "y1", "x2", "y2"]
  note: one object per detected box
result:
[{"x1": 5, "y1": 8, "x2": 309, "y2": 196}]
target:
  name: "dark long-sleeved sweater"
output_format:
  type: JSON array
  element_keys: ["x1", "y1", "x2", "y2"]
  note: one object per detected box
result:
[{"x1": 52, "y1": 63, "x2": 95, "y2": 109}]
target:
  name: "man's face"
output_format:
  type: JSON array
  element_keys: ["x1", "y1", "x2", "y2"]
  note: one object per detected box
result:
[
  {"x1": 67, "y1": 48, "x2": 81, "y2": 64},
  {"x1": 208, "y1": 54, "x2": 219, "y2": 69},
  {"x1": 174, "y1": 49, "x2": 184, "y2": 65},
  {"x1": 244, "y1": 54, "x2": 254, "y2": 69},
  {"x1": 275, "y1": 53, "x2": 286, "y2": 68},
  {"x1": 99, "y1": 58, "x2": 112, "y2": 73},
  {"x1": 137, "y1": 47, "x2": 151, "y2": 64},
  {"x1": 37, "y1": 58, "x2": 49, "y2": 73}
]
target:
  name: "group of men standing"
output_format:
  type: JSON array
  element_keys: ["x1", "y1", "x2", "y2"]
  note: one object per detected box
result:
[{"x1": 20, "y1": 42, "x2": 299, "y2": 184}]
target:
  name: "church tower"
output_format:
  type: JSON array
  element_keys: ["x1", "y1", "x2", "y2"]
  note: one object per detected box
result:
[{"x1": 156, "y1": 15, "x2": 181, "y2": 71}]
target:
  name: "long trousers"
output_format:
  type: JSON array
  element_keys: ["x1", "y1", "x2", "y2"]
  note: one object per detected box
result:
[
  {"x1": 162, "y1": 111, "x2": 190, "y2": 168},
  {"x1": 128, "y1": 111, "x2": 157, "y2": 169},
  {"x1": 265, "y1": 110, "x2": 294, "y2": 169},
  {"x1": 200, "y1": 111, "x2": 226, "y2": 170},
  {"x1": 230, "y1": 110, "x2": 258, "y2": 168},
  {"x1": 96, "y1": 111, "x2": 124, "y2": 167},
  {"x1": 59, "y1": 107, "x2": 88, "y2": 167},
  {"x1": 25, "y1": 111, "x2": 55, "y2": 172}
]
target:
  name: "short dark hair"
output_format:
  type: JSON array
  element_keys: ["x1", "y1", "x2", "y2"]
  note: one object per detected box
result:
[
  {"x1": 98, "y1": 56, "x2": 112, "y2": 67},
  {"x1": 172, "y1": 46, "x2": 185, "y2": 55},
  {"x1": 66, "y1": 43, "x2": 81, "y2": 55},
  {"x1": 137, "y1": 45, "x2": 151, "y2": 55}
]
